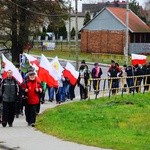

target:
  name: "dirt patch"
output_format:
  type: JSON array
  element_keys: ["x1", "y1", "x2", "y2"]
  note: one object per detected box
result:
[{"x1": 106, "y1": 101, "x2": 134, "y2": 106}]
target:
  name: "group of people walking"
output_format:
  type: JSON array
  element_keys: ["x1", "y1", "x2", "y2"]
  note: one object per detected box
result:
[
  {"x1": 0, "y1": 68, "x2": 42, "y2": 127},
  {"x1": 0, "y1": 58, "x2": 149, "y2": 128},
  {"x1": 78, "y1": 59, "x2": 150, "y2": 97},
  {"x1": 107, "y1": 60, "x2": 150, "y2": 94}
]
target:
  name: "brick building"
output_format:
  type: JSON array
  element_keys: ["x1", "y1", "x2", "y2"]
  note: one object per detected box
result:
[{"x1": 81, "y1": 7, "x2": 150, "y2": 54}]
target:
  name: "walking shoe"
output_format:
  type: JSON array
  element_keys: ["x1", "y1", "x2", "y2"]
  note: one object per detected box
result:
[
  {"x1": 16, "y1": 114, "x2": 19, "y2": 118},
  {"x1": 2, "y1": 122, "x2": 7, "y2": 127},
  {"x1": 9, "y1": 124, "x2": 13, "y2": 127},
  {"x1": 49, "y1": 98, "x2": 53, "y2": 102},
  {"x1": 27, "y1": 123, "x2": 31, "y2": 126},
  {"x1": 31, "y1": 123, "x2": 35, "y2": 127}
]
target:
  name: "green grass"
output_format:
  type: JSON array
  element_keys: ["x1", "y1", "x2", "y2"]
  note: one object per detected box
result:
[
  {"x1": 36, "y1": 93, "x2": 150, "y2": 150},
  {"x1": 30, "y1": 48, "x2": 92, "y2": 62},
  {"x1": 29, "y1": 45, "x2": 150, "y2": 65},
  {"x1": 30, "y1": 48, "x2": 129, "y2": 65}
]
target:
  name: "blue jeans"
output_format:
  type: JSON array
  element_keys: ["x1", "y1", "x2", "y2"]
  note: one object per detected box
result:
[
  {"x1": 56, "y1": 87, "x2": 66, "y2": 102},
  {"x1": 48, "y1": 87, "x2": 55, "y2": 100},
  {"x1": 65, "y1": 83, "x2": 70, "y2": 99},
  {"x1": 126, "y1": 78, "x2": 134, "y2": 93}
]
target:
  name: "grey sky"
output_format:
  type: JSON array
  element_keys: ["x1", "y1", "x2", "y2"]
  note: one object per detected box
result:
[{"x1": 69, "y1": 0, "x2": 148, "y2": 12}]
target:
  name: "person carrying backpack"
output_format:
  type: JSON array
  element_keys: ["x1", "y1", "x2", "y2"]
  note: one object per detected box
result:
[{"x1": 1, "y1": 70, "x2": 19, "y2": 127}]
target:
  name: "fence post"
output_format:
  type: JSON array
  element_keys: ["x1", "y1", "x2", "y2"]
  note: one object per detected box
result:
[
  {"x1": 133, "y1": 76, "x2": 137, "y2": 95},
  {"x1": 87, "y1": 79, "x2": 91, "y2": 100},
  {"x1": 95, "y1": 79, "x2": 99, "y2": 100},
  {"x1": 121, "y1": 77, "x2": 124, "y2": 97},
  {"x1": 102, "y1": 79, "x2": 106, "y2": 97},
  {"x1": 143, "y1": 76, "x2": 147, "y2": 94},
  {"x1": 109, "y1": 78, "x2": 112, "y2": 98}
]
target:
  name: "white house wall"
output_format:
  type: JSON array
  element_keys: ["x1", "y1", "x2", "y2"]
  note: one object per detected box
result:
[
  {"x1": 65, "y1": 16, "x2": 84, "y2": 33},
  {"x1": 83, "y1": 9, "x2": 126, "y2": 31}
]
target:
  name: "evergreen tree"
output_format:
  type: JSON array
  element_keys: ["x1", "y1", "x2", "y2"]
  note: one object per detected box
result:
[
  {"x1": 129, "y1": 0, "x2": 148, "y2": 23},
  {"x1": 0, "y1": 0, "x2": 68, "y2": 62},
  {"x1": 58, "y1": 23, "x2": 67, "y2": 39},
  {"x1": 129, "y1": 0, "x2": 140, "y2": 16},
  {"x1": 41, "y1": 26, "x2": 47, "y2": 40},
  {"x1": 43, "y1": 26, "x2": 47, "y2": 33},
  {"x1": 83, "y1": 12, "x2": 91, "y2": 26},
  {"x1": 71, "y1": 27, "x2": 75, "y2": 39},
  {"x1": 47, "y1": 24, "x2": 53, "y2": 32}
]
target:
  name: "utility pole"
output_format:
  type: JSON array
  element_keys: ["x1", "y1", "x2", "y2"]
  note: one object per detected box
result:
[
  {"x1": 68, "y1": 1, "x2": 71, "y2": 58},
  {"x1": 125, "y1": 0, "x2": 129, "y2": 65},
  {"x1": 75, "y1": 0, "x2": 79, "y2": 70}
]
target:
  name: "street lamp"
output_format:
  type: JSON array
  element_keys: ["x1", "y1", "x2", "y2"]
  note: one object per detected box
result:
[
  {"x1": 75, "y1": 0, "x2": 79, "y2": 70},
  {"x1": 125, "y1": 0, "x2": 129, "y2": 65}
]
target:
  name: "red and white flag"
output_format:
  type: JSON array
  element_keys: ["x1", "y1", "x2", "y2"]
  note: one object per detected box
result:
[
  {"x1": 24, "y1": 53, "x2": 39, "y2": 68},
  {"x1": 63, "y1": 62, "x2": 79, "y2": 85},
  {"x1": 38, "y1": 54, "x2": 58, "y2": 88},
  {"x1": 131, "y1": 53, "x2": 147, "y2": 65},
  {"x1": 50, "y1": 56, "x2": 64, "y2": 79},
  {"x1": 1, "y1": 54, "x2": 23, "y2": 84}
]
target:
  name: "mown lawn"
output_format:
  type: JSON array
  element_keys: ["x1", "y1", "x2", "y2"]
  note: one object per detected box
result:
[
  {"x1": 30, "y1": 48, "x2": 94, "y2": 63},
  {"x1": 36, "y1": 93, "x2": 150, "y2": 150},
  {"x1": 30, "y1": 48, "x2": 129, "y2": 65}
]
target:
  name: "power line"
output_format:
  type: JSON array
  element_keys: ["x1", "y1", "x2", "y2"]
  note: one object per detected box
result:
[{"x1": 8, "y1": 0, "x2": 69, "y2": 17}]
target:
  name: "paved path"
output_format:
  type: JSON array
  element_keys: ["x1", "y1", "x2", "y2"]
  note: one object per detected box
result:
[
  {"x1": 0, "y1": 55, "x2": 110, "y2": 150},
  {"x1": 0, "y1": 100, "x2": 110, "y2": 150}
]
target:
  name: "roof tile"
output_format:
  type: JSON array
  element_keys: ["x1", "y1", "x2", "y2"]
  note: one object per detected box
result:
[{"x1": 107, "y1": 7, "x2": 150, "y2": 33}]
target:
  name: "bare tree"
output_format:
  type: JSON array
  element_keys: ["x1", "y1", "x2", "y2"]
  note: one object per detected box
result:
[{"x1": 0, "y1": 0, "x2": 68, "y2": 62}]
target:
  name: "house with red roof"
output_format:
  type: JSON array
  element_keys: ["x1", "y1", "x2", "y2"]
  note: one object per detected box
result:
[{"x1": 81, "y1": 7, "x2": 150, "y2": 54}]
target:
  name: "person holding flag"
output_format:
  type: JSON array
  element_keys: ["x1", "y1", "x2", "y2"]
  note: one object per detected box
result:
[
  {"x1": 21, "y1": 71, "x2": 42, "y2": 127},
  {"x1": 131, "y1": 53, "x2": 146, "y2": 93}
]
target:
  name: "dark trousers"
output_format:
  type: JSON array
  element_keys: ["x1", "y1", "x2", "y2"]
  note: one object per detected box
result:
[
  {"x1": 144, "y1": 77, "x2": 150, "y2": 91},
  {"x1": 126, "y1": 78, "x2": 134, "y2": 93},
  {"x1": 2, "y1": 101, "x2": 15, "y2": 125},
  {"x1": 56, "y1": 87, "x2": 66, "y2": 103},
  {"x1": 48, "y1": 87, "x2": 55, "y2": 101},
  {"x1": 111, "y1": 79, "x2": 119, "y2": 95},
  {"x1": 79, "y1": 85, "x2": 88, "y2": 99},
  {"x1": 136, "y1": 79, "x2": 142, "y2": 93},
  {"x1": 25, "y1": 104, "x2": 38, "y2": 125},
  {"x1": 15, "y1": 100, "x2": 21, "y2": 115},
  {"x1": 41, "y1": 92, "x2": 45, "y2": 103},
  {"x1": 70, "y1": 85, "x2": 75, "y2": 100},
  {"x1": 93, "y1": 80, "x2": 100, "y2": 94},
  {"x1": 36, "y1": 102, "x2": 41, "y2": 114}
]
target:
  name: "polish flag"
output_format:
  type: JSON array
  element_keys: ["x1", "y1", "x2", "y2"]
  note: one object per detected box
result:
[
  {"x1": 1, "y1": 54, "x2": 23, "y2": 84},
  {"x1": 50, "y1": 56, "x2": 64, "y2": 79},
  {"x1": 38, "y1": 54, "x2": 58, "y2": 88},
  {"x1": 63, "y1": 62, "x2": 79, "y2": 85},
  {"x1": 24, "y1": 53, "x2": 39, "y2": 68},
  {"x1": 131, "y1": 54, "x2": 147, "y2": 65}
]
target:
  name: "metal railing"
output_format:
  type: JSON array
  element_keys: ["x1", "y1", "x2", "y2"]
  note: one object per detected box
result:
[
  {"x1": 87, "y1": 75, "x2": 150, "y2": 99},
  {"x1": 91, "y1": 53, "x2": 131, "y2": 65}
]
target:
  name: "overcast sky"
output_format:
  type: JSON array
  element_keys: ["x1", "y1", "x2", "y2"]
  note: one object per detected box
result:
[{"x1": 69, "y1": 0, "x2": 148, "y2": 12}]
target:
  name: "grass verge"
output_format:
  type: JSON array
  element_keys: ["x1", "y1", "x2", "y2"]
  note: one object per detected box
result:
[
  {"x1": 30, "y1": 48, "x2": 129, "y2": 65},
  {"x1": 36, "y1": 93, "x2": 150, "y2": 150}
]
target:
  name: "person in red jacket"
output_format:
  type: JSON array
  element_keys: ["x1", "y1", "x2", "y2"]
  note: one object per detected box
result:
[{"x1": 22, "y1": 71, "x2": 42, "y2": 127}]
